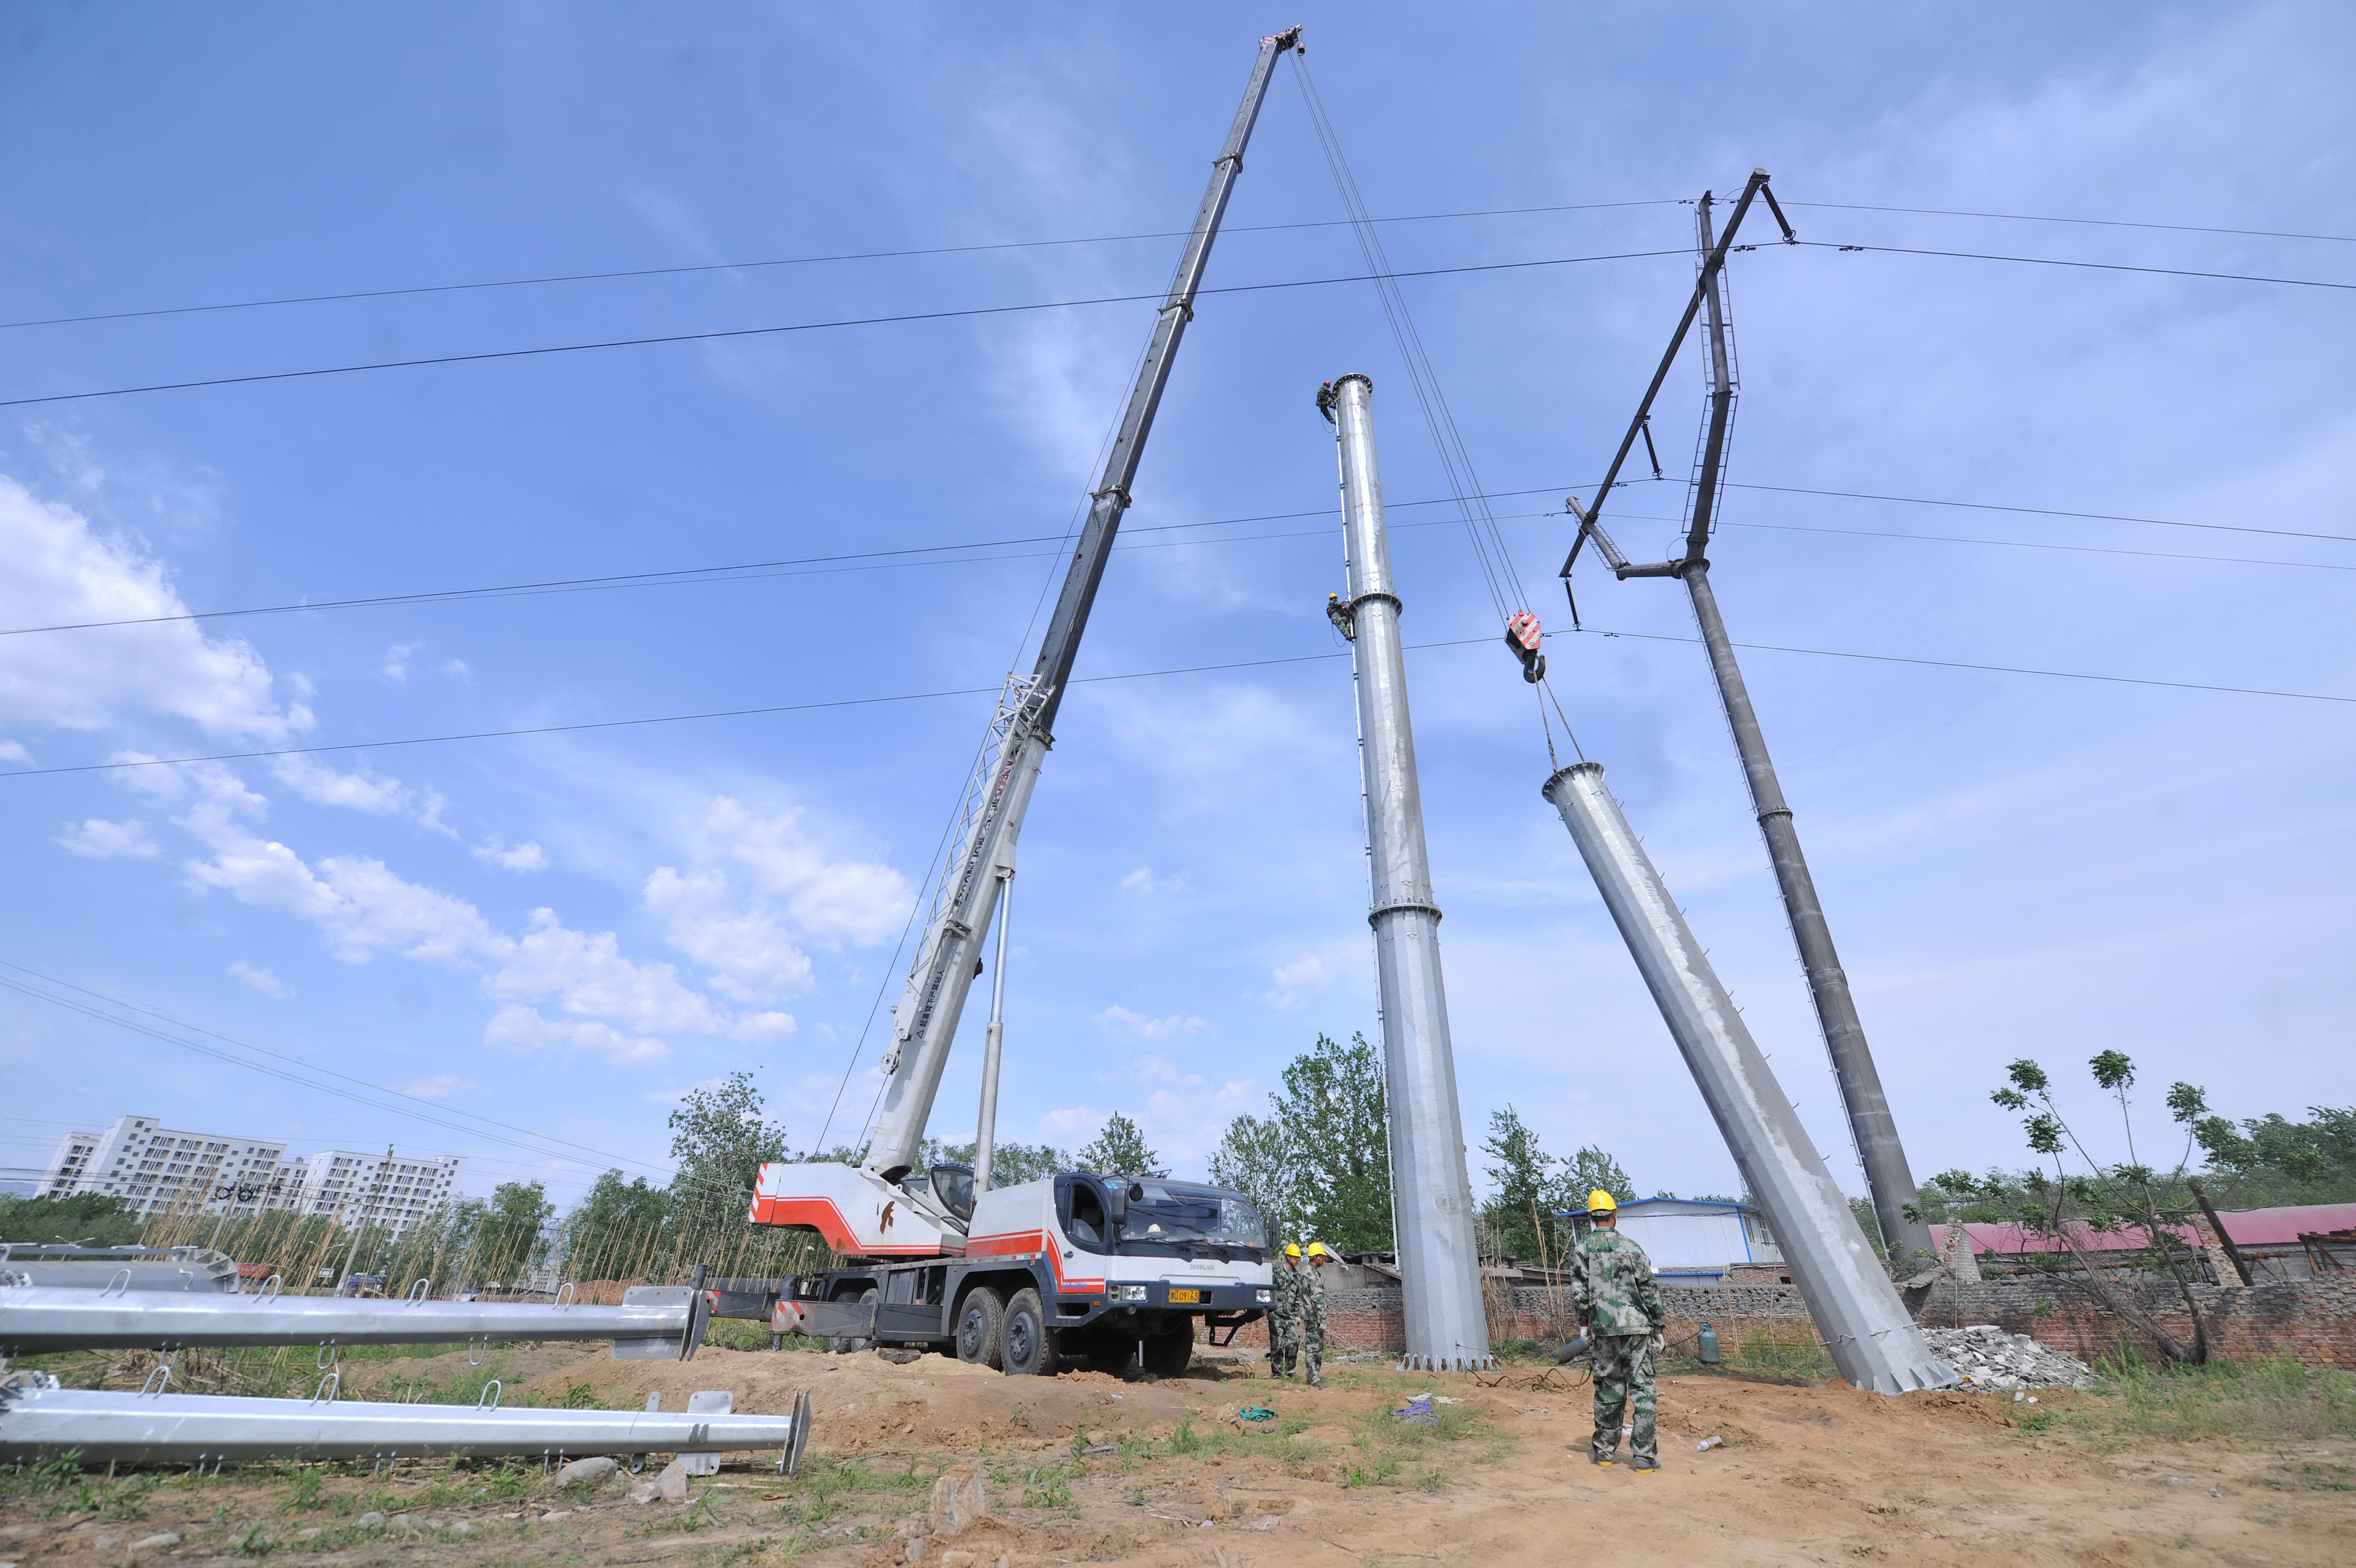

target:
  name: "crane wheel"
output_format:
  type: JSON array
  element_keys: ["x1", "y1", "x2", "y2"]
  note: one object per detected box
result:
[
  {"x1": 955, "y1": 1286, "x2": 1006, "y2": 1369},
  {"x1": 1001, "y1": 1287, "x2": 1062, "y2": 1376}
]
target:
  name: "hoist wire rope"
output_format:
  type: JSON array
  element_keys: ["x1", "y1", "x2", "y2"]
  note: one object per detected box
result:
[{"x1": 1290, "y1": 57, "x2": 1531, "y2": 626}]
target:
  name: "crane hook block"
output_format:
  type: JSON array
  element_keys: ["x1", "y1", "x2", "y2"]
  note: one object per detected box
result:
[{"x1": 1505, "y1": 611, "x2": 1546, "y2": 683}]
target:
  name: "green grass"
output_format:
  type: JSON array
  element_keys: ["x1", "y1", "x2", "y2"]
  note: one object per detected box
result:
[{"x1": 2073, "y1": 1347, "x2": 2356, "y2": 1444}]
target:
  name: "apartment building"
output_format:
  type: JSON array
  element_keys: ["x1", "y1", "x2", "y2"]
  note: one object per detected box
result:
[
  {"x1": 40, "y1": 1118, "x2": 464, "y2": 1234},
  {"x1": 284, "y1": 1149, "x2": 467, "y2": 1237},
  {"x1": 40, "y1": 1115, "x2": 290, "y2": 1218}
]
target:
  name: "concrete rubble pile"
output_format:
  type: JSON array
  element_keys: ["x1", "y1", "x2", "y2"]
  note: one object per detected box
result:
[{"x1": 1920, "y1": 1324, "x2": 2093, "y2": 1389}]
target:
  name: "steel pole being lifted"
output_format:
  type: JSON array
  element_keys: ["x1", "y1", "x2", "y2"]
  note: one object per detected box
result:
[
  {"x1": 1561, "y1": 172, "x2": 1934, "y2": 1264},
  {"x1": 863, "y1": 25, "x2": 1305, "y2": 1180},
  {"x1": 974, "y1": 867, "x2": 1012, "y2": 1196},
  {"x1": 1542, "y1": 764, "x2": 1955, "y2": 1394},
  {"x1": 1326, "y1": 373, "x2": 1490, "y2": 1373}
]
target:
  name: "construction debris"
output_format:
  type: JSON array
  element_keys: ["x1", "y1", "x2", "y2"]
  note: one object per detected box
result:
[{"x1": 1920, "y1": 1325, "x2": 2094, "y2": 1389}]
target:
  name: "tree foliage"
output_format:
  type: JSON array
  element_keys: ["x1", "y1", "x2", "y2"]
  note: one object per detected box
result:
[
  {"x1": 1075, "y1": 1112, "x2": 1166, "y2": 1179},
  {"x1": 666, "y1": 1070, "x2": 791, "y2": 1205},
  {"x1": 474, "y1": 1181, "x2": 555, "y2": 1281},
  {"x1": 1480, "y1": 1109, "x2": 1637, "y2": 1263},
  {"x1": 921, "y1": 1138, "x2": 1071, "y2": 1188},
  {"x1": 1982, "y1": 1052, "x2": 2220, "y2": 1364},
  {"x1": 0, "y1": 1192, "x2": 143, "y2": 1247},
  {"x1": 1209, "y1": 1114, "x2": 1299, "y2": 1243}
]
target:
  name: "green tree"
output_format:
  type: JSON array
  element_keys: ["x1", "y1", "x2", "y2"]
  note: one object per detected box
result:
[
  {"x1": 1563, "y1": 1144, "x2": 1636, "y2": 1207},
  {"x1": 2188, "y1": 1104, "x2": 2356, "y2": 1205},
  {"x1": 1480, "y1": 1105, "x2": 1556, "y2": 1263},
  {"x1": 1208, "y1": 1114, "x2": 1299, "y2": 1243},
  {"x1": 921, "y1": 1138, "x2": 1071, "y2": 1188},
  {"x1": 667, "y1": 1070, "x2": 791, "y2": 1205},
  {"x1": 1075, "y1": 1112, "x2": 1166, "y2": 1179},
  {"x1": 1988, "y1": 1052, "x2": 2218, "y2": 1363},
  {"x1": 1274, "y1": 1032, "x2": 1392, "y2": 1255},
  {"x1": 0, "y1": 1192, "x2": 142, "y2": 1247},
  {"x1": 474, "y1": 1181, "x2": 554, "y2": 1283}
]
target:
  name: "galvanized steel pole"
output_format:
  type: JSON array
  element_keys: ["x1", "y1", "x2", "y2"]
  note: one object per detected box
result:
[
  {"x1": 1542, "y1": 763, "x2": 1955, "y2": 1394},
  {"x1": 1680, "y1": 193, "x2": 1934, "y2": 1265},
  {"x1": 1329, "y1": 373, "x2": 1491, "y2": 1371},
  {"x1": 0, "y1": 1285, "x2": 698, "y2": 1357},
  {"x1": 0, "y1": 1374, "x2": 813, "y2": 1471}
]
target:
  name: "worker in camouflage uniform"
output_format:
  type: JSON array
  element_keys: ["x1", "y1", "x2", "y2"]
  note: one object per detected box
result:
[
  {"x1": 1267, "y1": 1243, "x2": 1306, "y2": 1379},
  {"x1": 1299, "y1": 1242, "x2": 1330, "y2": 1387},
  {"x1": 1570, "y1": 1190, "x2": 1664, "y2": 1471}
]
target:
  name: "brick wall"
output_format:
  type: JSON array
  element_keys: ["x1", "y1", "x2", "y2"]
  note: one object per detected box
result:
[{"x1": 1212, "y1": 1277, "x2": 2356, "y2": 1371}]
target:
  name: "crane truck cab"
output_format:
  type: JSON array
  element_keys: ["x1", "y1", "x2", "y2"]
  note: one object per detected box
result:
[{"x1": 753, "y1": 1164, "x2": 1272, "y2": 1376}]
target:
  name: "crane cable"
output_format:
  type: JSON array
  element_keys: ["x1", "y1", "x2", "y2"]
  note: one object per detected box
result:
[{"x1": 1289, "y1": 57, "x2": 1586, "y2": 763}]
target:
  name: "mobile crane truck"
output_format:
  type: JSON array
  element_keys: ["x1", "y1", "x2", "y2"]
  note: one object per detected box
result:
[{"x1": 734, "y1": 26, "x2": 1300, "y2": 1377}]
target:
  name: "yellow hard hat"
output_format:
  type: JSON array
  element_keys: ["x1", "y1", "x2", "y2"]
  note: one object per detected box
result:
[
  {"x1": 1283, "y1": 1243, "x2": 1302, "y2": 1259},
  {"x1": 1304, "y1": 1242, "x2": 1330, "y2": 1259},
  {"x1": 1586, "y1": 1190, "x2": 1618, "y2": 1214}
]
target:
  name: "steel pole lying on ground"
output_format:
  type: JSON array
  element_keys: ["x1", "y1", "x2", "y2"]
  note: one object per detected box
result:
[
  {"x1": 0, "y1": 1286, "x2": 699, "y2": 1359},
  {"x1": 1542, "y1": 762, "x2": 1956, "y2": 1395},
  {"x1": 0, "y1": 1373, "x2": 813, "y2": 1472},
  {"x1": 1328, "y1": 372, "x2": 1491, "y2": 1373}
]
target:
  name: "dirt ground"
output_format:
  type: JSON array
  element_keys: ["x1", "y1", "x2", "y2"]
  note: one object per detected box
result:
[{"x1": 5, "y1": 1341, "x2": 2351, "y2": 1567}]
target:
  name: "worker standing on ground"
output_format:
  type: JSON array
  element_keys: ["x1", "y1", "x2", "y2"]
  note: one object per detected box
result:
[
  {"x1": 1301, "y1": 1242, "x2": 1330, "y2": 1387},
  {"x1": 1572, "y1": 1191, "x2": 1664, "y2": 1471},
  {"x1": 1268, "y1": 1243, "x2": 1306, "y2": 1379}
]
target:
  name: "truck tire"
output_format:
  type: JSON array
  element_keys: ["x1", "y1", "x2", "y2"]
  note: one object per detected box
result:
[
  {"x1": 1142, "y1": 1323, "x2": 1194, "y2": 1378},
  {"x1": 1084, "y1": 1329, "x2": 1139, "y2": 1375},
  {"x1": 1001, "y1": 1287, "x2": 1061, "y2": 1377},
  {"x1": 955, "y1": 1286, "x2": 1005, "y2": 1369}
]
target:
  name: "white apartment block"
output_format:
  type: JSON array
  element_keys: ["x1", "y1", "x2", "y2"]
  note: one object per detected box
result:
[
  {"x1": 284, "y1": 1150, "x2": 467, "y2": 1237},
  {"x1": 40, "y1": 1118, "x2": 465, "y2": 1234},
  {"x1": 41, "y1": 1115, "x2": 291, "y2": 1218}
]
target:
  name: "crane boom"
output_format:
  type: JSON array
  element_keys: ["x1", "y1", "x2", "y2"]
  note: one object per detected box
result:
[{"x1": 863, "y1": 25, "x2": 1302, "y2": 1180}]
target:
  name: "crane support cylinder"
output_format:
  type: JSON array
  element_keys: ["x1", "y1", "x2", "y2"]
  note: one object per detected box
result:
[
  {"x1": 1329, "y1": 372, "x2": 1491, "y2": 1373},
  {"x1": 1542, "y1": 761, "x2": 1955, "y2": 1395}
]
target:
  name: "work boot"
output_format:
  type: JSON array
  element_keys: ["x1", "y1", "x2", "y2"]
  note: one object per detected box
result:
[{"x1": 1631, "y1": 1456, "x2": 1659, "y2": 1473}]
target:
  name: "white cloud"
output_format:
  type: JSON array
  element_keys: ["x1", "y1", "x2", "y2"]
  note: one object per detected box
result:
[
  {"x1": 1094, "y1": 1003, "x2": 1211, "y2": 1041},
  {"x1": 643, "y1": 866, "x2": 815, "y2": 1000},
  {"x1": 269, "y1": 755, "x2": 451, "y2": 834},
  {"x1": 484, "y1": 1004, "x2": 671, "y2": 1067},
  {"x1": 1260, "y1": 955, "x2": 1333, "y2": 1013},
  {"x1": 381, "y1": 643, "x2": 419, "y2": 684},
  {"x1": 0, "y1": 475, "x2": 310, "y2": 739},
  {"x1": 398, "y1": 1074, "x2": 475, "y2": 1099},
  {"x1": 0, "y1": 740, "x2": 31, "y2": 766},
  {"x1": 700, "y1": 797, "x2": 913, "y2": 947},
  {"x1": 228, "y1": 961, "x2": 293, "y2": 998},
  {"x1": 54, "y1": 818, "x2": 159, "y2": 859},
  {"x1": 473, "y1": 839, "x2": 549, "y2": 872}
]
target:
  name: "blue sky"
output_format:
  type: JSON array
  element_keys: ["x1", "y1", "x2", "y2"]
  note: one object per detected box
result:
[{"x1": 4, "y1": 3, "x2": 2350, "y2": 1216}]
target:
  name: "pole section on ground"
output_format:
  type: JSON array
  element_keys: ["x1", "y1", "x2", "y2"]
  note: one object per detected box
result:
[
  {"x1": 1328, "y1": 372, "x2": 1491, "y2": 1373},
  {"x1": 1542, "y1": 762, "x2": 1956, "y2": 1394},
  {"x1": 975, "y1": 868, "x2": 1012, "y2": 1196},
  {"x1": 1678, "y1": 191, "x2": 1934, "y2": 1265}
]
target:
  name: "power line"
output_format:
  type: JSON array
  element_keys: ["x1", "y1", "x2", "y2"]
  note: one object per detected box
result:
[
  {"x1": 15, "y1": 194, "x2": 2339, "y2": 338},
  {"x1": 6, "y1": 627, "x2": 2349, "y2": 787},
  {"x1": 1783, "y1": 201, "x2": 2356, "y2": 246},
  {"x1": 1721, "y1": 481, "x2": 2356, "y2": 546},
  {"x1": 0, "y1": 967, "x2": 667, "y2": 1177},
  {"x1": 0, "y1": 200, "x2": 1687, "y2": 333},
  {"x1": 0, "y1": 248, "x2": 1689, "y2": 410},
  {"x1": 1796, "y1": 239, "x2": 2355, "y2": 293},
  {"x1": 1557, "y1": 626, "x2": 2356, "y2": 706},
  {"x1": 18, "y1": 478, "x2": 2342, "y2": 643}
]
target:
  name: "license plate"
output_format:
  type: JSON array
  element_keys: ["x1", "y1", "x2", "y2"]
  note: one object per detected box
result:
[{"x1": 1166, "y1": 1289, "x2": 1202, "y2": 1304}]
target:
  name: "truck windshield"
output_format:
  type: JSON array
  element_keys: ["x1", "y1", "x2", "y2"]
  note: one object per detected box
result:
[{"x1": 1116, "y1": 1181, "x2": 1266, "y2": 1253}]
